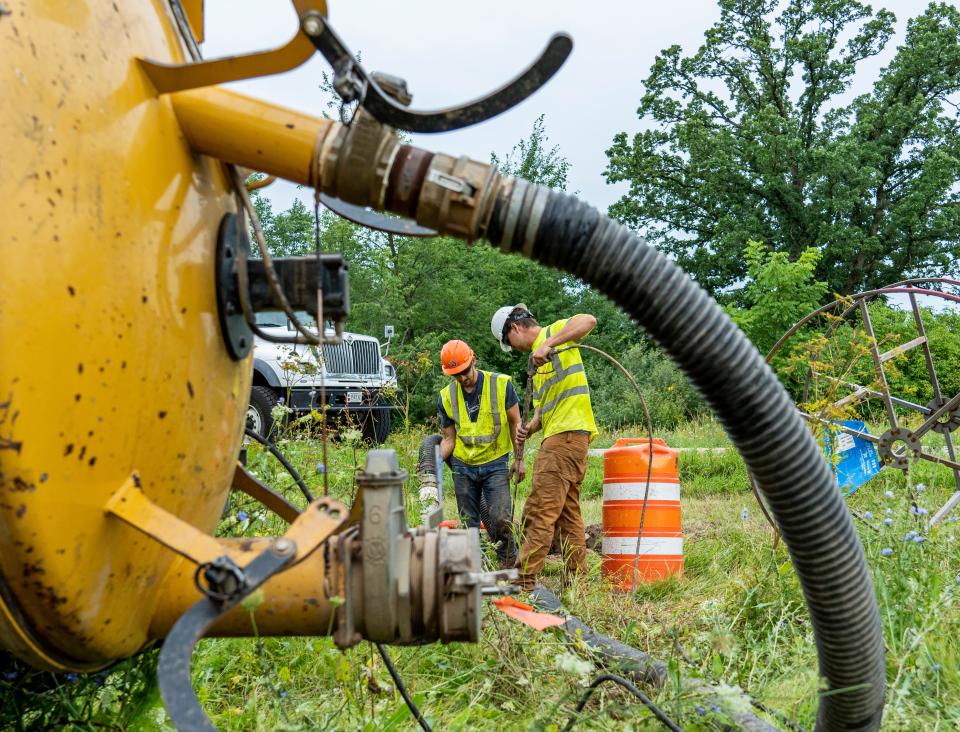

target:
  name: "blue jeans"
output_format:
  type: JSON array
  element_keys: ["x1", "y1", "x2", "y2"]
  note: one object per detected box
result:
[{"x1": 452, "y1": 461, "x2": 517, "y2": 567}]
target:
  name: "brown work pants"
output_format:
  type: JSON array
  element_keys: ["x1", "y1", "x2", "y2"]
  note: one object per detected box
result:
[{"x1": 517, "y1": 431, "x2": 589, "y2": 590}]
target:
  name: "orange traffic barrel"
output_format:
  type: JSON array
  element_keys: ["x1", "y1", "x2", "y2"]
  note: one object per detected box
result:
[{"x1": 602, "y1": 438, "x2": 683, "y2": 590}]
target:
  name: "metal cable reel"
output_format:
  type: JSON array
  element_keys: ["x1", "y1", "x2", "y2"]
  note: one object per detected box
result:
[{"x1": 752, "y1": 277, "x2": 960, "y2": 531}]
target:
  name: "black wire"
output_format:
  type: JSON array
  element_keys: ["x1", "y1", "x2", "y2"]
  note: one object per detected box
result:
[
  {"x1": 375, "y1": 643, "x2": 432, "y2": 732},
  {"x1": 562, "y1": 673, "x2": 682, "y2": 732},
  {"x1": 547, "y1": 344, "x2": 655, "y2": 592},
  {"x1": 244, "y1": 428, "x2": 314, "y2": 502}
]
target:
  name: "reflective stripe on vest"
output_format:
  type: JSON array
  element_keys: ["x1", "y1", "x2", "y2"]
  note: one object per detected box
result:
[
  {"x1": 440, "y1": 371, "x2": 514, "y2": 464},
  {"x1": 535, "y1": 323, "x2": 586, "y2": 406},
  {"x1": 532, "y1": 322, "x2": 598, "y2": 440},
  {"x1": 539, "y1": 384, "x2": 591, "y2": 416},
  {"x1": 448, "y1": 374, "x2": 501, "y2": 445}
]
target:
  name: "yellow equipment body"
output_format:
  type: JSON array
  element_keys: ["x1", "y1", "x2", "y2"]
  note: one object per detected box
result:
[
  {"x1": 0, "y1": 0, "x2": 252, "y2": 669},
  {"x1": 0, "y1": 0, "x2": 500, "y2": 678}
]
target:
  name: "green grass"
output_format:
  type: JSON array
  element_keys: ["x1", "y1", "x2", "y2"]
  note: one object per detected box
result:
[
  {"x1": 197, "y1": 424, "x2": 960, "y2": 730},
  {"x1": 4, "y1": 421, "x2": 959, "y2": 730}
]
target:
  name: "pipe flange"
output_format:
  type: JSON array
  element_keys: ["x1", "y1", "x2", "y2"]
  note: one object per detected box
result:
[
  {"x1": 437, "y1": 528, "x2": 482, "y2": 643},
  {"x1": 927, "y1": 397, "x2": 960, "y2": 434},
  {"x1": 214, "y1": 213, "x2": 254, "y2": 360},
  {"x1": 877, "y1": 427, "x2": 921, "y2": 469}
]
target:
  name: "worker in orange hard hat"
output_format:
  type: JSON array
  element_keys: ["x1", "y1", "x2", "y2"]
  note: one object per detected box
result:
[{"x1": 438, "y1": 339, "x2": 523, "y2": 567}]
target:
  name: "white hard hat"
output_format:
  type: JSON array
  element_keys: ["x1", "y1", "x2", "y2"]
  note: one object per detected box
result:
[{"x1": 491, "y1": 303, "x2": 529, "y2": 352}]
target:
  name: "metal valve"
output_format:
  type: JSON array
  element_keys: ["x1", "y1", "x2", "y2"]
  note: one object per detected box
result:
[{"x1": 330, "y1": 450, "x2": 518, "y2": 648}]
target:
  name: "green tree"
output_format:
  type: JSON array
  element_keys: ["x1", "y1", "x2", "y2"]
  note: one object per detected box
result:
[
  {"x1": 252, "y1": 118, "x2": 644, "y2": 427},
  {"x1": 605, "y1": 1, "x2": 960, "y2": 299},
  {"x1": 728, "y1": 240, "x2": 828, "y2": 353},
  {"x1": 251, "y1": 194, "x2": 316, "y2": 257},
  {"x1": 491, "y1": 114, "x2": 571, "y2": 189}
]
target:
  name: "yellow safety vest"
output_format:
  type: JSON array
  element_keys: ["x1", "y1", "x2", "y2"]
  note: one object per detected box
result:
[
  {"x1": 439, "y1": 370, "x2": 514, "y2": 465},
  {"x1": 532, "y1": 319, "x2": 598, "y2": 441}
]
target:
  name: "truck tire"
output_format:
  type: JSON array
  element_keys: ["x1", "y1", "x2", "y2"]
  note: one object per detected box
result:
[
  {"x1": 362, "y1": 408, "x2": 391, "y2": 445},
  {"x1": 247, "y1": 385, "x2": 281, "y2": 438}
]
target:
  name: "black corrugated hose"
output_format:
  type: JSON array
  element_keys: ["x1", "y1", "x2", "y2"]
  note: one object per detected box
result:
[
  {"x1": 419, "y1": 433, "x2": 495, "y2": 529},
  {"x1": 417, "y1": 433, "x2": 443, "y2": 476},
  {"x1": 487, "y1": 182, "x2": 885, "y2": 731}
]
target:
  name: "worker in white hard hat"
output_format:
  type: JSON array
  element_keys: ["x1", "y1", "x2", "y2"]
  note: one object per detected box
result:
[{"x1": 491, "y1": 304, "x2": 598, "y2": 590}]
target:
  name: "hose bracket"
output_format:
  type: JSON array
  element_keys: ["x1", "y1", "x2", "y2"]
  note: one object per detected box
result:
[{"x1": 300, "y1": 11, "x2": 572, "y2": 133}]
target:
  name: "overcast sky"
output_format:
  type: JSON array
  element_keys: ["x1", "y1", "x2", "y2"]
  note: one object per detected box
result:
[{"x1": 201, "y1": 0, "x2": 932, "y2": 215}]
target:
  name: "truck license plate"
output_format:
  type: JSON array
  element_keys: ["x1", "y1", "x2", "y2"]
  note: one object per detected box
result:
[{"x1": 346, "y1": 391, "x2": 363, "y2": 404}]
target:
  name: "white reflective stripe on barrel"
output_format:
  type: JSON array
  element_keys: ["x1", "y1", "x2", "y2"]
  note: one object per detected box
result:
[
  {"x1": 602, "y1": 482, "x2": 680, "y2": 502},
  {"x1": 602, "y1": 536, "x2": 683, "y2": 555}
]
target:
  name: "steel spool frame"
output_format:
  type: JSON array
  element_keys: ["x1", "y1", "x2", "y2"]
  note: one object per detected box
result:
[{"x1": 753, "y1": 277, "x2": 960, "y2": 529}]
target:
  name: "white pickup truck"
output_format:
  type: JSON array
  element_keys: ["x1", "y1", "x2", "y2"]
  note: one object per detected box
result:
[{"x1": 247, "y1": 312, "x2": 397, "y2": 443}]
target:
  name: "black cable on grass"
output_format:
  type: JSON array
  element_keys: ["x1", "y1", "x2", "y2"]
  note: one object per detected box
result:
[
  {"x1": 561, "y1": 673, "x2": 681, "y2": 732},
  {"x1": 244, "y1": 428, "x2": 314, "y2": 502},
  {"x1": 375, "y1": 644, "x2": 432, "y2": 732}
]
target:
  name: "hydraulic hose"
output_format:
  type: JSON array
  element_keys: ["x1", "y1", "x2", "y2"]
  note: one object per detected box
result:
[
  {"x1": 418, "y1": 433, "x2": 494, "y2": 531},
  {"x1": 417, "y1": 434, "x2": 443, "y2": 476},
  {"x1": 486, "y1": 180, "x2": 885, "y2": 731}
]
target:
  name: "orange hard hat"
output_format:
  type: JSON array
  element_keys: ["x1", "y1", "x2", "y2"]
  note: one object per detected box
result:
[{"x1": 441, "y1": 340, "x2": 475, "y2": 375}]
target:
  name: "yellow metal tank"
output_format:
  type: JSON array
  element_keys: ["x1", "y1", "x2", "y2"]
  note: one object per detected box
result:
[{"x1": 0, "y1": 0, "x2": 245, "y2": 669}]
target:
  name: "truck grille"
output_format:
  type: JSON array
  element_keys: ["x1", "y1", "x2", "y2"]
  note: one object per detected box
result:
[{"x1": 321, "y1": 339, "x2": 381, "y2": 376}]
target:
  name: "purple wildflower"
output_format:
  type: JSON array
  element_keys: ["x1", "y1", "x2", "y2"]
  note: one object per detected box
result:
[{"x1": 880, "y1": 548, "x2": 893, "y2": 557}]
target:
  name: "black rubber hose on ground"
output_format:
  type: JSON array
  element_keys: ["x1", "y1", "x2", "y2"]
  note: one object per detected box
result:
[
  {"x1": 487, "y1": 182, "x2": 885, "y2": 731},
  {"x1": 533, "y1": 586, "x2": 777, "y2": 731},
  {"x1": 244, "y1": 428, "x2": 314, "y2": 502},
  {"x1": 532, "y1": 587, "x2": 668, "y2": 688}
]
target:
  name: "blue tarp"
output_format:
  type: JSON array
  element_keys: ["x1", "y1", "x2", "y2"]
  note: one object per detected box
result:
[{"x1": 825, "y1": 420, "x2": 881, "y2": 495}]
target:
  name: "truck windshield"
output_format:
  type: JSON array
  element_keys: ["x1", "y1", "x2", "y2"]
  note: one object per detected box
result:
[
  {"x1": 254, "y1": 311, "x2": 320, "y2": 334},
  {"x1": 254, "y1": 312, "x2": 287, "y2": 328}
]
